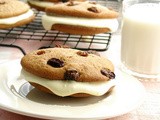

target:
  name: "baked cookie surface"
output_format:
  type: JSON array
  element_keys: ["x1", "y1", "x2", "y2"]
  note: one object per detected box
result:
[
  {"x1": 0, "y1": 0, "x2": 35, "y2": 29},
  {"x1": 27, "y1": 0, "x2": 86, "y2": 11},
  {"x1": 21, "y1": 48, "x2": 115, "y2": 82},
  {"x1": 45, "y1": 1, "x2": 118, "y2": 18},
  {"x1": 0, "y1": 0, "x2": 29, "y2": 18}
]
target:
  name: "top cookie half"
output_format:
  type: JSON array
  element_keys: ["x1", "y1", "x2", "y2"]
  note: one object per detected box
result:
[
  {"x1": 0, "y1": 0, "x2": 30, "y2": 18},
  {"x1": 21, "y1": 48, "x2": 115, "y2": 82},
  {"x1": 45, "y1": 1, "x2": 118, "y2": 19},
  {"x1": 27, "y1": 0, "x2": 86, "y2": 11}
]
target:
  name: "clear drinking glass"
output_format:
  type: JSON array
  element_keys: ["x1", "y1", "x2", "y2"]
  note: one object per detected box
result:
[{"x1": 121, "y1": 0, "x2": 160, "y2": 79}]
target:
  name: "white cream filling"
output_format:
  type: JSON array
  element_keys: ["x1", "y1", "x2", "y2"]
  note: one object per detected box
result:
[
  {"x1": 21, "y1": 69, "x2": 116, "y2": 97},
  {"x1": 42, "y1": 14, "x2": 119, "y2": 32},
  {"x1": 0, "y1": 10, "x2": 34, "y2": 25},
  {"x1": 28, "y1": 0, "x2": 55, "y2": 8}
]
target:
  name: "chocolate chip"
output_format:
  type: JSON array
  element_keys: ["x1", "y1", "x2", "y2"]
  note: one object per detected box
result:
[
  {"x1": 88, "y1": 7, "x2": 99, "y2": 13},
  {"x1": 77, "y1": 51, "x2": 88, "y2": 57},
  {"x1": 87, "y1": 50, "x2": 100, "y2": 56},
  {"x1": 47, "y1": 58, "x2": 64, "y2": 68},
  {"x1": 37, "y1": 50, "x2": 45, "y2": 55},
  {"x1": 101, "y1": 68, "x2": 115, "y2": 79},
  {"x1": 61, "y1": 0, "x2": 69, "y2": 2},
  {"x1": 64, "y1": 68, "x2": 79, "y2": 80}
]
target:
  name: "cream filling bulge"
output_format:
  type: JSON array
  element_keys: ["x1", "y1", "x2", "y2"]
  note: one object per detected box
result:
[
  {"x1": 22, "y1": 69, "x2": 116, "y2": 97},
  {"x1": 42, "y1": 14, "x2": 119, "y2": 32},
  {"x1": 0, "y1": 10, "x2": 34, "y2": 24},
  {"x1": 28, "y1": 0, "x2": 55, "y2": 8}
]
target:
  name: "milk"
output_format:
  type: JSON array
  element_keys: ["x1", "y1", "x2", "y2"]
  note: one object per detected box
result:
[{"x1": 121, "y1": 3, "x2": 160, "y2": 76}]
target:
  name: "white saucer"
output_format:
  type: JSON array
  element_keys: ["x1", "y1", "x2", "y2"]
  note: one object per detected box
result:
[{"x1": 0, "y1": 60, "x2": 145, "y2": 120}]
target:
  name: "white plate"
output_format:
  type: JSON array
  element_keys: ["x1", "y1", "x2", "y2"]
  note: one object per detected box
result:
[{"x1": 0, "y1": 60, "x2": 145, "y2": 120}]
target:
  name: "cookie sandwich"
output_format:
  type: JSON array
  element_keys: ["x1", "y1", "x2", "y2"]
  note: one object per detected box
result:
[
  {"x1": 21, "y1": 48, "x2": 116, "y2": 97},
  {"x1": 0, "y1": 0, "x2": 35, "y2": 29},
  {"x1": 42, "y1": 1, "x2": 119, "y2": 35},
  {"x1": 28, "y1": 0, "x2": 86, "y2": 11}
]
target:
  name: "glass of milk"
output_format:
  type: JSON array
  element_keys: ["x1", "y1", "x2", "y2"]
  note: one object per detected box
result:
[{"x1": 121, "y1": 0, "x2": 160, "y2": 79}]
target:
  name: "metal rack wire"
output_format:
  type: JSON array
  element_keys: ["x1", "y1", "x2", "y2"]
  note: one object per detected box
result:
[{"x1": 0, "y1": 0, "x2": 121, "y2": 55}]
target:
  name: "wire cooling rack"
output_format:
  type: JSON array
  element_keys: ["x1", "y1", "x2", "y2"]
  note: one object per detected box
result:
[{"x1": 0, "y1": 0, "x2": 121, "y2": 55}]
